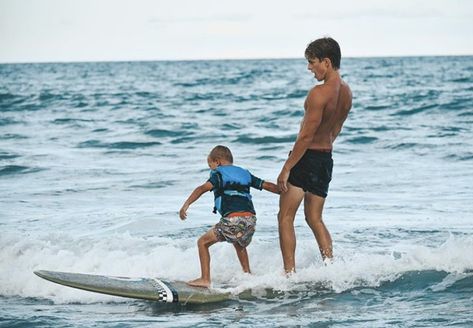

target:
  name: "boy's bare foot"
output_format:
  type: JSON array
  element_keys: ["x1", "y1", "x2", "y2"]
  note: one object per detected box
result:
[
  {"x1": 186, "y1": 278, "x2": 210, "y2": 288},
  {"x1": 323, "y1": 257, "x2": 334, "y2": 266}
]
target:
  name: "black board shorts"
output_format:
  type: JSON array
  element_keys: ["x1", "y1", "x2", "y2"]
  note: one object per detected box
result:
[{"x1": 288, "y1": 149, "x2": 333, "y2": 198}]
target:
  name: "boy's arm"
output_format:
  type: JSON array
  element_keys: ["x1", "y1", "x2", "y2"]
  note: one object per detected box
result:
[
  {"x1": 179, "y1": 181, "x2": 213, "y2": 220},
  {"x1": 262, "y1": 181, "x2": 280, "y2": 194}
]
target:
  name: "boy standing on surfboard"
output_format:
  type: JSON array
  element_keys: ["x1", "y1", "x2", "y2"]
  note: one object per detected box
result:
[{"x1": 179, "y1": 145, "x2": 279, "y2": 287}]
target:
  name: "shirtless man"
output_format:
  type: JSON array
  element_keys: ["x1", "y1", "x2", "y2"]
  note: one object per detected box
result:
[{"x1": 277, "y1": 37, "x2": 352, "y2": 273}]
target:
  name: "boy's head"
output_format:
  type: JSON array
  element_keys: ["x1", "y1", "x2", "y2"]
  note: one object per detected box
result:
[
  {"x1": 208, "y1": 145, "x2": 233, "y2": 169},
  {"x1": 305, "y1": 37, "x2": 341, "y2": 70}
]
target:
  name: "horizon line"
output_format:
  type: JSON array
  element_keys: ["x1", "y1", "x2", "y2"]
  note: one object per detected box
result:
[{"x1": 1, "y1": 53, "x2": 472, "y2": 65}]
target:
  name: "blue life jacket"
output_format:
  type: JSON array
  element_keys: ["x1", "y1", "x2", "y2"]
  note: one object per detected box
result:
[{"x1": 211, "y1": 165, "x2": 255, "y2": 217}]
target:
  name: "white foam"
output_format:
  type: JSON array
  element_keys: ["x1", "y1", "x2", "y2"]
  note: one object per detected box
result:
[{"x1": 1, "y1": 231, "x2": 472, "y2": 304}]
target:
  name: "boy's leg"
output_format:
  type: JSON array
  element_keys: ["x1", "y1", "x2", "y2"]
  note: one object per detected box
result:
[
  {"x1": 278, "y1": 183, "x2": 305, "y2": 273},
  {"x1": 187, "y1": 228, "x2": 220, "y2": 288},
  {"x1": 304, "y1": 192, "x2": 333, "y2": 260},
  {"x1": 233, "y1": 243, "x2": 250, "y2": 273}
]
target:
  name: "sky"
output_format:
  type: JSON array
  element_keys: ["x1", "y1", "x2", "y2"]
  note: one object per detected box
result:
[{"x1": 0, "y1": 0, "x2": 472, "y2": 63}]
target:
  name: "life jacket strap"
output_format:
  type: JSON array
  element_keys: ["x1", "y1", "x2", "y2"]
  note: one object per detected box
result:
[{"x1": 222, "y1": 190, "x2": 251, "y2": 198}]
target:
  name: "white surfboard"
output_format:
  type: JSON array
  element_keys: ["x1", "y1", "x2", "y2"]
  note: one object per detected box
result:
[{"x1": 34, "y1": 270, "x2": 231, "y2": 304}]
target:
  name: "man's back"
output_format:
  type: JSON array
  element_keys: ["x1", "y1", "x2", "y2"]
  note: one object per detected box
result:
[{"x1": 307, "y1": 77, "x2": 352, "y2": 149}]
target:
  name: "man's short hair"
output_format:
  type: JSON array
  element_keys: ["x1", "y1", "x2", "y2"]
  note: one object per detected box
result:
[
  {"x1": 305, "y1": 37, "x2": 341, "y2": 70},
  {"x1": 209, "y1": 145, "x2": 233, "y2": 163}
]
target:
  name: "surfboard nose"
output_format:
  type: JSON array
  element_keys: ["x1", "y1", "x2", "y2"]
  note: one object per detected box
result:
[
  {"x1": 34, "y1": 270, "x2": 59, "y2": 282},
  {"x1": 34, "y1": 270, "x2": 48, "y2": 278}
]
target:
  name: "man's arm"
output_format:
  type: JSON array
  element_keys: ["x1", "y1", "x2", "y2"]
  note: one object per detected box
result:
[
  {"x1": 278, "y1": 88, "x2": 325, "y2": 192},
  {"x1": 179, "y1": 181, "x2": 213, "y2": 220}
]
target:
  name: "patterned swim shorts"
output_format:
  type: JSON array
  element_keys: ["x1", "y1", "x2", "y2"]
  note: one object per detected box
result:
[{"x1": 214, "y1": 215, "x2": 257, "y2": 248}]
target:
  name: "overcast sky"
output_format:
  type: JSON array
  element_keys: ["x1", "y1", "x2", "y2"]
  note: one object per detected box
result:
[{"x1": 1, "y1": 0, "x2": 472, "y2": 63}]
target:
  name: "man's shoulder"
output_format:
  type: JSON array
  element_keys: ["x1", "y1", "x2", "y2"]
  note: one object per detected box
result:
[
  {"x1": 309, "y1": 80, "x2": 352, "y2": 98},
  {"x1": 340, "y1": 80, "x2": 353, "y2": 106},
  {"x1": 306, "y1": 85, "x2": 329, "y2": 107},
  {"x1": 341, "y1": 79, "x2": 352, "y2": 95}
]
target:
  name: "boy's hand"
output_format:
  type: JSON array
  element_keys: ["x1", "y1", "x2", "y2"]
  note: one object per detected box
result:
[
  {"x1": 179, "y1": 205, "x2": 188, "y2": 220},
  {"x1": 179, "y1": 182, "x2": 212, "y2": 221}
]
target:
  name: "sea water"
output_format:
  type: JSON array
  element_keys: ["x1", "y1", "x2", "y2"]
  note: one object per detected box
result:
[{"x1": 1, "y1": 57, "x2": 472, "y2": 327}]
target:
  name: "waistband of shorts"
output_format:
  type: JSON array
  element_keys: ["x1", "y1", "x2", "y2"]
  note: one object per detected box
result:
[
  {"x1": 220, "y1": 215, "x2": 257, "y2": 225},
  {"x1": 305, "y1": 148, "x2": 332, "y2": 157},
  {"x1": 307, "y1": 148, "x2": 332, "y2": 153},
  {"x1": 289, "y1": 148, "x2": 332, "y2": 156},
  {"x1": 226, "y1": 211, "x2": 255, "y2": 218}
]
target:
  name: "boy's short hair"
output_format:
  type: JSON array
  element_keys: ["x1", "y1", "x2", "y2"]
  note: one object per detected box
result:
[
  {"x1": 305, "y1": 37, "x2": 341, "y2": 70},
  {"x1": 209, "y1": 145, "x2": 233, "y2": 163}
]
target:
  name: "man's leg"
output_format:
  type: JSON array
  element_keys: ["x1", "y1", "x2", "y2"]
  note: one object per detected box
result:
[
  {"x1": 304, "y1": 193, "x2": 333, "y2": 260},
  {"x1": 278, "y1": 183, "x2": 305, "y2": 273},
  {"x1": 187, "y1": 228, "x2": 219, "y2": 287},
  {"x1": 233, "y1": 243, "x2": 250, "y2": 273}
]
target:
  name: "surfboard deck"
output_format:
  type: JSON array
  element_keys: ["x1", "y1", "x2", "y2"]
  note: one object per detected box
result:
[{"x1": 34, "y1": 270, "x2": 232, "y2": 304}]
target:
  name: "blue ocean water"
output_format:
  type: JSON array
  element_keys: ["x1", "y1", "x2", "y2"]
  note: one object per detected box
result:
[{"x1": 1, "y1": 56, "x2": 473, "y2": 327}]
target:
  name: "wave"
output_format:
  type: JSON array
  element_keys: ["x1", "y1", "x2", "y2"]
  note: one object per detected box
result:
[
  {"x1": 458, "y1": 110, "x2": 473, "y2": 117},
  {"x1": 385, "y1": 142, "x2": 419, "y2": 150},
  {"x1": 345, "y1": 136, "x2": 378, "y2": 144},
  {"x1": 234, "y1": 135, "x2": 296, "y2": 144},
  {"x1": 364, "y1": 104, "x2": 392, "y2": 111},
  {"x1": 441, "y1": 98, "x2": 473, "y2": 111},
  {"x1": 77, "y1": 140, "x2": 162, "y2": 150},
  {"x1": 444, "y1": 153, "x2": 473, "y2": 161},
  {"x1": 256, "y1": 155, "x2": 279, "y2": 161},
  {"x1": 286, "y1": 89, "x2": 307, "y2": 99},
  {"x1": 1, "y1": 91, "x2": 91, "y2": 112},
  {"x1": 377, "y1": 270, "x2": 469, "y2": 292},
  {"x1": 221, "y1": 123, "x2": 243, "y2": 130},
  {"x1": 0, "y1": 92, "x2": 27, "y2": 104},
  {"x1": 449, "y1": 77, "x2": 472, "y2": 83},
  {"x1": 0, "y1": 92, "x2": 36, "y2": 111},
  {"x1": 1, "y1": 231, "x2": 471, "y2": 304},
  {"x1": 0, "y1": 133, "x2": 28, "y2": 140},
  {"x1": 0, "y1": 117, "x2": 22, "y2": 126},
  {"x1": 127, "y1": 181, "x2": 175, "y2": 189},
  {"x1": 0, "y1": 152, "x2": 20, "y2": 160},
  {"x1": 52, "y1": 118, "x2": 93, "y2": 125},
  {"x1": 173, "y1": 69, "x2": 272, "y2": 88},
  {"x1": 144, "y1": 129, "x2": 188, "y2": 138},
  {"x1": 259, "y1": 90, "x2": 307, "y2": 101},
  {"x1": 183, "y1": 92, "x2": 225, "y2": 102},
  {"x1": 38, "y1": 91, "x2": 61, "y2": 102},
  {"x1": 391, "y1": 103, "x2": 438, "y2": 116},
  {"x1": 0, "y1": 165, "x2": 42, "y2": 177}
]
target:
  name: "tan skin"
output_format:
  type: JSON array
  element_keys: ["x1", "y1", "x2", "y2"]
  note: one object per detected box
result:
[
  {"x1": 180, "y1": 156, "x2": 279, "y2": 287},
  {"x1": 277, "y1": 56, "x2": 352, "y2": 274}
]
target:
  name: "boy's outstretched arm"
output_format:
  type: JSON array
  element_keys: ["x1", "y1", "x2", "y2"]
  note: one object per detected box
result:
[
  {"x1": 179, "y1": 181, "x2": 213, "y2": 220},
  {"x1": 262, "y1": 181, "x2": 280, "y2": 194}
]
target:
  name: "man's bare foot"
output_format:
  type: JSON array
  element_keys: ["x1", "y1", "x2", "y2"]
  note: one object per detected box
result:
[{"x1": 186, "y1": 278, "x2": 210, "y2": 288}]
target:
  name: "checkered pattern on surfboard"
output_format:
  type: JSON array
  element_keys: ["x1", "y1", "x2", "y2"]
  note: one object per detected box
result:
[{"x1": 150, "y1": 279, "x2": 178, "y2": 303}]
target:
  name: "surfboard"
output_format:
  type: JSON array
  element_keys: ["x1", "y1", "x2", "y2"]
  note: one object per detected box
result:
[{"x1": 34, "y1": 270, "x2": 231, "y2": 304}]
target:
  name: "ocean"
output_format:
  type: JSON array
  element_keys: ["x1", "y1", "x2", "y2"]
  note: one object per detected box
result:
[{"x1": 1, "y1": 56, "x2": 472, "y2": 327}]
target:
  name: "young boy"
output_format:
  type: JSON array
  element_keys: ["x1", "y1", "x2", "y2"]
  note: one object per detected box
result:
[{"x1": 179, "y1": 145, "x2": 279, "y2": 287}]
